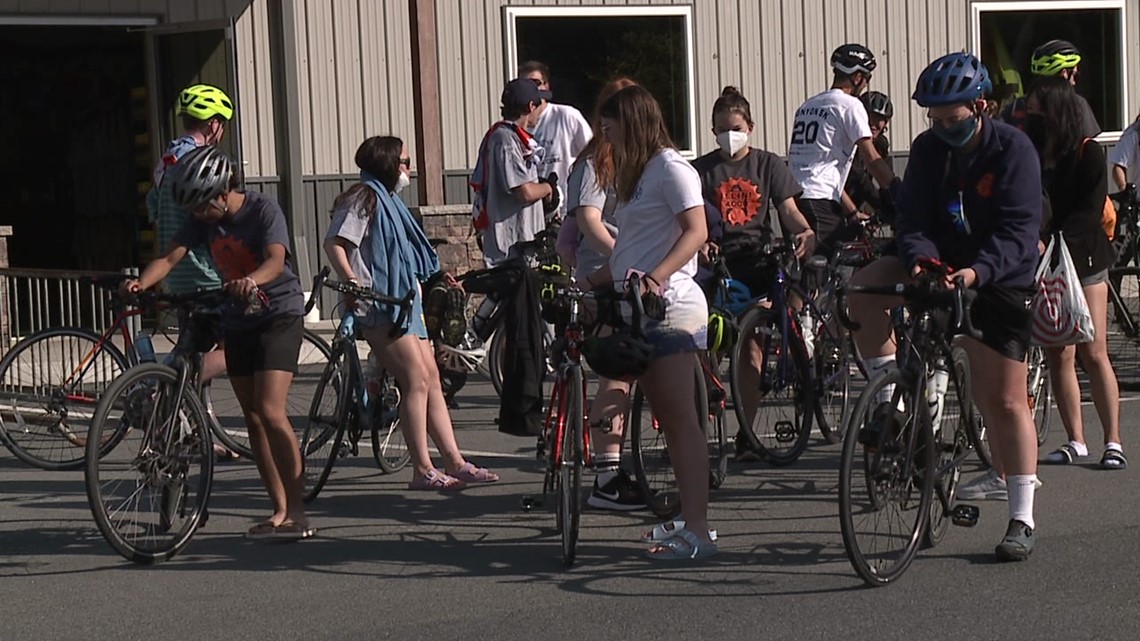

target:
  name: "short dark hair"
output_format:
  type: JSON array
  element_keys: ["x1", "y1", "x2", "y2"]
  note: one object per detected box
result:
[
  {"x1": 332, "y1": 135, "x2": 405, "y2": 215},
  {"x1": 712, "y1": 85, "x2": 754, "y2": 128},
  {"x1": 181, "y1": 114, "x2": 221, "y2": 132},
  {"x1": 518, "y1": 60, "x2": 550, "y2": 84}
]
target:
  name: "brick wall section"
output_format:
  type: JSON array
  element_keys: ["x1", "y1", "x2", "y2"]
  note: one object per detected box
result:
[{"x1": 415, "y1": 205, "x2": 484, "y2": 274}]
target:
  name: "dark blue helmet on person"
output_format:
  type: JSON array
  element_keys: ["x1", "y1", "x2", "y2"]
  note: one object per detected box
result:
[{"x1": 912, "y1": 52, "x2": 990, "y2": 107}]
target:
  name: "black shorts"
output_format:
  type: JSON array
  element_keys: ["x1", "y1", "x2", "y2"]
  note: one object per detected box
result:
[
  {"x1": 223, "y1": 314, "x2": 304, "y2": 376},
  {"x1": 969, "y1": 284, "x2": 1034, "y2": 362},
  {"x1": 797, "y1": 197, "x2": 858, "y2": 257},
  {"x1": 177, "y1": 308, "x2": 224, "y2": 350}
]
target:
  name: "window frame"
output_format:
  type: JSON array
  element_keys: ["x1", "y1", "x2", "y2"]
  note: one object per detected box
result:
[
  {"x1": 970, "y1": 0, "x2": 1129, "y2": 142},
  {"x1": 503, "y1": 5, "x2": 698, "y2": 158}
]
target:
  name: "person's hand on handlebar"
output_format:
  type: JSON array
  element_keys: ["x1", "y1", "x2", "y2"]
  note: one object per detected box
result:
[
  {"x1": 119, "y1": 279, "x2": 142, "y2": 297},
  {"x1": 791, "y1": 227, "x2": 816, "y2": 259},
  {"x1": 225, "y1": 276, "x2": 259, "y2": 298},
  {"x1": 699, "y1": 241, "x2": 719, "y2": 265},
  {"x1": 947, "y1": 268, "x2": 977, "y2": 289}
]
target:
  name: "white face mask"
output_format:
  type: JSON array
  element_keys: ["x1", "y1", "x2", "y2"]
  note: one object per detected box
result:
[
  {"x1": 395, "y1": 172, "x2": 411, "y2": 193},
  {"x1": 716, "y1": 130, "x2": 750, "y2": 156}
]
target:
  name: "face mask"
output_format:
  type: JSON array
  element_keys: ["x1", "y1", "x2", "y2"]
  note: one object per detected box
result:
[
  {"x1": 1023, "y1": 113, "x2": 1048, "y2": 152},
  {"x1": 716, "y1": 130, "x2": 749, "y2": 156},
  {"x1": 932, "y1": 115, "x2": 978, "y2": 148},
  {"x1": 395, "y1": 172, "x2": 411, "y2": 193}
]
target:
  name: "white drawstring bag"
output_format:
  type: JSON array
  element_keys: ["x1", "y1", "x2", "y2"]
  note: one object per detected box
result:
[{"x1": 1030, "y1": 232, "x2": 1095, "y2": 346}]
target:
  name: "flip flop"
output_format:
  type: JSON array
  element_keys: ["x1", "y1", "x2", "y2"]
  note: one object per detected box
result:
[
  {"x1": 450, "y1": 462, "x2": 499, "y2": 484},
  {"x1": 266, "y1": 521, "x2": 316, "y2": 541},
  {"x1": 645, "y1": 527, "x2": 718, "y2": 561},
  {"x1": 640, "y1": 518, "x2": 718, "y2": 543},
  {"x1": 244, "y1": 521, "x2": 278, "y2": 540}
]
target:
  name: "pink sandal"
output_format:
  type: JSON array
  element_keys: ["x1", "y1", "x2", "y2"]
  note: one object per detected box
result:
[
  {"x1": 450, "y1": 462, "x2": 499, "y2": 484},
  {"x1": 408, "y1": 469, "x2": 467, "y2": 491}
]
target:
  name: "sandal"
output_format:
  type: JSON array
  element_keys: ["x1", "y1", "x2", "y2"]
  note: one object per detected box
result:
[
  {"x1": 266, "y1": 521, "x2": 316, "y2": 541},
  {"x1": 408, "y1": 469, "x2": 467, "y2": 491},
  {"x1": 640, "y1": 519, "x2": 718, "y2": 544},
  {"x1": 1045, "y1": 443, "x2": 1084, "y2": 464},
  {"x1": 1100, "y1": 448, "x2": 1128, "y2": 470},
  {"x1": 450, "y1": 462, "x2": 499, "y2": 484},
  {"x1": 244, "y1": 521, "x2": 278, "y2": 540},
  {"x1": 645, "y1": 527, "x2": 718, "y2": 561}
]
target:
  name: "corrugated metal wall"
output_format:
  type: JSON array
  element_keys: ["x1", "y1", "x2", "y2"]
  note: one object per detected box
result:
[
  {"x1": 234, "y1": 1, "x2": 276, "y2": 179},
  {"x1": 0, "y1": 0, "x2": 247, "y2": 20}
]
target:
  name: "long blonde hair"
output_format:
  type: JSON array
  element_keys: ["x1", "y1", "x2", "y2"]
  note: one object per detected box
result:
[{"x1": 598, "y1": 85, "x2": 675, "y2": 202}]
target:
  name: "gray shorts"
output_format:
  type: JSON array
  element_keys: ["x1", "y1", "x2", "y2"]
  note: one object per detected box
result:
[{"x1": 1080, "y1": 269, "x2": 1108, "y2": 287}]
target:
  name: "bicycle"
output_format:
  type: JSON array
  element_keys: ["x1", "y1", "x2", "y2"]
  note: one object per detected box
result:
[
  {"x1": 1110, "y1": 183, "x2": 1138, "y2": 269},
  {"x1": 300, "y1": 269, "x2": 415, "y2": 502},
  {"x1": 0, "y1": 275, "x2": 330, "y2": 470},
  {"x1": 83, "y1": 287, "x2": 231, "y2": 564},
  {"x1": 835, "y1": 261, "x2": 986, "y2": 586}
]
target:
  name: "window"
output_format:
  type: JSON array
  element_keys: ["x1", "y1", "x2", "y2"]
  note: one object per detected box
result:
[
  {"x1": 504, "y1": 6, "x2": 697, "y2": 155},
  {"x1": 972, "y1": 1, "x2": 1129, "y2": 137}
]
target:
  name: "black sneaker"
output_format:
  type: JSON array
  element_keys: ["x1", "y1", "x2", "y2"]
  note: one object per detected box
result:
[
  {"x1": 734, "y1": 430, "x2": 762, "y2": 462},
  {"x1": 587, "y1": 470, "x2": 648, "y2": 511},
  {"x1": 995, "y1": 519, "x2": 1035, "y2": 562}
]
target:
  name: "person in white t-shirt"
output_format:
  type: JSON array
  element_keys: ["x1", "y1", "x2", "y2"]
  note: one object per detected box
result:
[
  {"x1": 787, "y1": 43, "x2": 896, "y2": 256},
  {"x1": 1108, "y1": 114, "x2": 1140, "y2": 190},
  {"x1": 518, "y1": 61, "x2": 592, "y2": 220},
  {"x1": 581, "y1": 85, "x2": 716, "y2": 560}
]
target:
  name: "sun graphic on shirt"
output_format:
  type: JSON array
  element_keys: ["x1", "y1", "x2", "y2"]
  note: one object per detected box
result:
[
  {"x1": 210, "y1": 235, "x2": 260, "y2": 281},
  {"x1": 716, "y1": 177, "x2": 763, "y2": 226}
]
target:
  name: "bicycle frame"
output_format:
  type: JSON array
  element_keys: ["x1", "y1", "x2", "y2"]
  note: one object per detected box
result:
[
  {"x1": 542, "y1": 296, "x2": 591, "y2": 476},
  {"x1": 60, "y1": 305, "x2": 144, "y2": 404}
]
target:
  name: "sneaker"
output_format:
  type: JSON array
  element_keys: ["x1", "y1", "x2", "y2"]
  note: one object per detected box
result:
[
  {"x1": 957, "y1": 470, "x2": 1007, "y2": 500},
  {"x1": 858, "y1": 402, "x2": 901, "y2": 448},
  {"x1": 994, "y1": 519, "x2": 1036, "y2": 561},
  {"x1": 734, "y1": 431, "x2": 762, "y2": 462},
  {"x1": 587, "y1": 470, "x2": 648, "y2": 511}
]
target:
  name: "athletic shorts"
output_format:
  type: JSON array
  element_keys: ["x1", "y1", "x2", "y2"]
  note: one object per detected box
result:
[
  {"x1": 1080, "y1": 269, "x2": 1108, "y2": 287},
  {"x1": 969, "y1": 284, "x2": 1034, "y2": 362},
  {"x1": 223, "y1": 314, "x2": 304, "y2": 376},
  {"x1": 797, "y1": 197, "x2": 857, "y2": 258}
]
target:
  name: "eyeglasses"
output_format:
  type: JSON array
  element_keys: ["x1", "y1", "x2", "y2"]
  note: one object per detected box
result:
[{"x1": 399, "y1": 157, "x2": 412, "y2": 167}]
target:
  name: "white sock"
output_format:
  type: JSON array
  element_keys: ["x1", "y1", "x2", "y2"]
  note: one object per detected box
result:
[
  {"x1": 1069, "y1": 440, "x2": 1089, "y2": 457},
  {"x1": 1106, "y1": 442, "x2": 1123, "y2": 453},
  {"x1": 1007, "y1": 474, "x2": 1037, "y2": 530},
  {"x1": 594, "y1": 452, "x2": 620, "y2": 485},
  {"x1": 863, "y1": 355, "x2": 896, "y2": 404}
]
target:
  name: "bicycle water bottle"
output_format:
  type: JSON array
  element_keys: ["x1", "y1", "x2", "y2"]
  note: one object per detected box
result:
[
  {"x1": 363, "y1": 351, "x2": 383, "y2": 411},
  {"x1": 471, "y1": 295, "x2": 498, "y2": 342},
  {"x1": 798, "y1": 311, "x2": 815, "y2": 360},
  {"x1": 135, "y1": 333, "x2": 156, "y2": 363},
  {"x1": 926, "y1": 358, "x2": 950, "y2": 432}
]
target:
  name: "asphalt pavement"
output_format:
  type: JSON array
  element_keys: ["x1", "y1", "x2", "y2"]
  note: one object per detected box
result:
[{"x1": 3, "y1": 376, "x2": 1140, "y2": 641}]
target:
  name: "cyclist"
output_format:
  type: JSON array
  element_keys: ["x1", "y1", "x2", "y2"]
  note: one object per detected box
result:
[
  {"x1": 846, "y1": 52, "x2": 1042, "y2": 561},
  {"x1": 148, "y1": 83, "x2": 235, "y2": 460},
  {"x1": 844, "y1": 91, "x2": 894, "y2": 218},
  {"x1": 787, "y1": 44, "x2": 896, "y2": 257},
  {"x1": 324, "y1": 136, "x2": 499, "y2": 490},
  {"x1": 1108, "y1": 112, "x2": 1140, "y2": 190},
  {"x1": 125, "y1": 145, "x2": 313, "y2": 540},
  {"x1": 691, "y1": 85, "x2": 815, "y2": 460},
  {"x1": 1001, "y1": 39, "x2": 1100, "y2": 138},
  {"x1": 582, "y1": 85, "x2": 716, "y2": 559},
  {"x1": 562, "y1": 77, "x2": 652, "y2": 511},
  {"x1": 518, "y1": 61, "x2": 592, "y2": 221},
  {"x1": 1022, "y1": 77, "x2": 1123, "y2": 470}
]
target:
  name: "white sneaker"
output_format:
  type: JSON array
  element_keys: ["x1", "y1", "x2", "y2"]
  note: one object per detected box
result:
[{"x1": 957, "y1": 470, "x2": 1043, "y2": 501}]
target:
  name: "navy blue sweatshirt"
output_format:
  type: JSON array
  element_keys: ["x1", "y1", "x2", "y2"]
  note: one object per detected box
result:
[{"x1": 895, "y1": 115, "x2": 1042, "y2": 288}]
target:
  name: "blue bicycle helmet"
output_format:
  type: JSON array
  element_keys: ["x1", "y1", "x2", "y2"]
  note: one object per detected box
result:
[{"x1": 912, "y1": 52, "x2": 990, "y2": 107}]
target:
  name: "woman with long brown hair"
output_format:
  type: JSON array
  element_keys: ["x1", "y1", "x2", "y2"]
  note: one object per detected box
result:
[{"x1": 582, "y1": 85, "x2": 716, "y2": 559}]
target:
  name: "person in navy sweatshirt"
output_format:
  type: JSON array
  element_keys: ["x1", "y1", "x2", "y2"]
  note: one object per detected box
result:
[{"x1": 845, "y1": 52, "x2": 1043, "y2": 563}]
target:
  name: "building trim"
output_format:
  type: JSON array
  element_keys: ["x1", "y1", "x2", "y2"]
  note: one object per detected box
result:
[{"x1": 267, "y1": 0, "x2": 309, "y2": 280}]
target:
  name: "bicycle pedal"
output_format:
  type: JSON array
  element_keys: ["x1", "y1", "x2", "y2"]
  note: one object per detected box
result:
[
  {"x1": 520, "y1": 496, "x2": 543, "y2": 512},
  {"x1": 950, "y1": 503, "x2": 980, "y2": 527}
]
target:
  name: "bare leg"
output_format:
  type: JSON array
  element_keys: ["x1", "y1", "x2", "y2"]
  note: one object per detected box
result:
[
  {"x1": 1076, "y1": 282, "x2": 1121, "y2": 446},
  {"x1": 364, "y1": 327, "x2": 436, "y2": 477}
]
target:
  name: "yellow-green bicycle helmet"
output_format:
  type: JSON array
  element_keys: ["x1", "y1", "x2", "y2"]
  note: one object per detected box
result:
[
  {"x1": 1030, "y1": 40, "x2": 1081, "y2": 77},
  {"x1": 179, "y1": 84, "x2": 234, "y2": 121},
  {"x1": 708, "y1": 308, "x2": 736, "y2": 354}
]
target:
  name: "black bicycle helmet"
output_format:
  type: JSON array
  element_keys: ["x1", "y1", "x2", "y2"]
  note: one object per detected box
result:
[
  {"x1": 1030, "y1": 39, "x2": 1081, "y2": 76},
  {"x1": 168, "y1": 145, "x2": 233, "y2": 209},
  {"x1": 831, "y1": 44, "x2": 877, "y2": 75},
  {"x1": 582, "y1": 328, "x2": 654, "y2": 382},
  {"x1": 861, "y1": 91, "x2": 894, "y2": 119}
]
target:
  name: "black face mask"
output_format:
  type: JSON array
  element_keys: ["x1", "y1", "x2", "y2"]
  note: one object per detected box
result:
[{"x1": 1023, "y1": 112, "x2": 1048, "y2": 153}]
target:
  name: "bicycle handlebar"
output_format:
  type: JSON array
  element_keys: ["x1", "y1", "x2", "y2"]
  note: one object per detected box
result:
[
  {"x1": 311, "y1": 266, "x2": 416, "y2": 337},
  {"x1": 836, "y1": 276, "x2": 983, "y2": 341}
]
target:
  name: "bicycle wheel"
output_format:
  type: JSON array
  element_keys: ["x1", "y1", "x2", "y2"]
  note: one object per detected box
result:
[
  {"x1": 204, "y1": 328, "x2": 331, "y2": 459},
  {"x1": 839, "y1": 367, "x2": 934, "y2": 586},
  {"x1": 1107, "y1": 267, "x2": 1140, "y2": 391},
  {"x1": 85, "y1": 363, "x2": 214, "y2": 564},
  {"x1": 630, "y1": 362, "x2": 708, "y2": 520},
  {"x1": 488, "y1": 330, "x2": 507, "y2": 397},
  {"x1": 703, "y1": 361, "x2": 729, "y2": 489},
  {"x1": 0, "y1": 327, "x2": 129, "y2": 470},
  {"x1": 301, "y1": 346, "x2": 351, "y2": 503},
  {"x1": 924, "y1": 347, "x2": 972, "y2": 549},
  {"x1": 730, "y1": 307, "x2": 814, "y2": 466},
  {"x1": 1026, "y1": 346, "x2": 1053, "y2": 446},
  {"x1": 813, "y1": 313, "x2": 853, "y2": 444},
  {"x1": 371, "y1": 372, "x2": 410, "y2": 473},
  {"x1": 558, "y1": 365, "x2": 584, "y2": 567}
]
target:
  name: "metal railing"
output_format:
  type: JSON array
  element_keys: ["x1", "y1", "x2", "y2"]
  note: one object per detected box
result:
[{"x1": 0, "y1": 267, "x2": 139, "y2": 357}]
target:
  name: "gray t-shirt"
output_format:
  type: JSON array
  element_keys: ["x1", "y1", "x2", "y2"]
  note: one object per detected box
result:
[
  {"x1": 691, "y1": 147, "x2": 801, "y2": 254},
  {"x1": 174, "y1": 190, "x2": 304, "y2": 328},
  {"x1": 325, "y1": 195, "x2": 373, "y2": 316},
  {"x1": 566, "y1": 157, "x2": 617, "y2": 278},
  {"x1": 481, "y1": 124, "x2": 546, "y2": 266}
]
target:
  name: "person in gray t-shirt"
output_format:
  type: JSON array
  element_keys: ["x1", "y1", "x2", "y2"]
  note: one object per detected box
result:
[
  {"x1": 474, "y1": 78, "x2": 560, "y2": 267},
  {"x1": 566, "y1": 156, "x2": 617, "y2": 280}
]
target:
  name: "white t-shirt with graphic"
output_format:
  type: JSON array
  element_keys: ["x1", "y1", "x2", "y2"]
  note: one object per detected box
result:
[
  {"x1": 529, "y1": 102, "x2": 592, "y2": 216},
  {"x1": 787, "y1": 89, "x2": 872, "y2": 202}
]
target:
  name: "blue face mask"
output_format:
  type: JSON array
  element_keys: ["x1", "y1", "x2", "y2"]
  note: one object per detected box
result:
[{"x1": 932, "y1": 115, "x2": 978, "y2": 148}]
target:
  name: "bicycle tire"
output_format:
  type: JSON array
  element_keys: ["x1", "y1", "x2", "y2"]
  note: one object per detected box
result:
[
  {"x1": 630, "y1": 361, "x2": 708, "y2": 520},
  {"x1": 702, "y1": 357, "x2": 729, "y2": 489},
  {"x1": 204, "y1": 328, "x2": 332, "y2": 460},
  {"x1": 371, "y1": 373, "x2": 410, "y2": 473},
  {"x1": 559, "y1": 364, "x2": 584, "y2": 567},
  {"x1": 488, "y1": 330, "x2": 507, "y2": 397},
  {"x1": 301, "y1": 346, "x2": 350, "y2": 503},
  {"x1": 730, "y1": 307, "x2": 814, "y2": 466},
  {"x1": 0, "y1": 326, "x2": 130, "y2": 470},
  {"x1": 1107, "y1": 267, "x2": 1140, "y2": 391},
  {"x1": 813, "y1": 312, "x2": 853, "y2": 444},
  {"x1": 84, "y1": 363, "x2": 214, "y2": 564},
  {"x1": 1026, "y1": 346, "x2": 1053, "y2": 446},
  {"x1": 923, "y1": 347, "x2": 972, "y2": 549},
  {"x1": 839, "y1": 367, "x2": 934, "y2": 586}
]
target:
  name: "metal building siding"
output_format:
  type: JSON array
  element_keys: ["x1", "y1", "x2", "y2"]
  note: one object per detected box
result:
[{"x1": 235, "y1": 1, "x2": 276, "y2": 179}]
